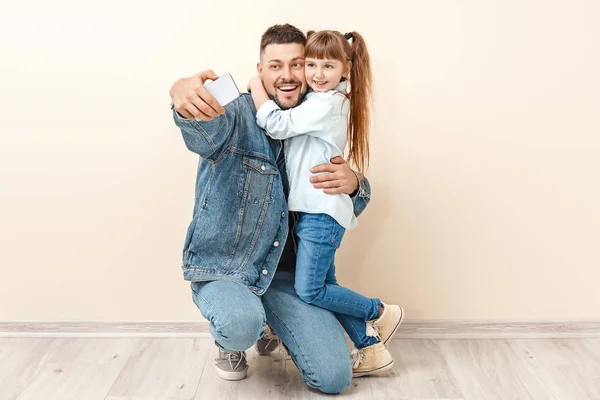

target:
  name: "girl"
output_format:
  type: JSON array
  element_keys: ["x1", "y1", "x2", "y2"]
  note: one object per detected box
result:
[{"x1": 248, "y1": 30, "x2": 403, "y2": 377}]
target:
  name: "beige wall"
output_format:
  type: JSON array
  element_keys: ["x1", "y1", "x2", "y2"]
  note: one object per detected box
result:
[{"x1": 1, "y1": 0, "x2": 599, "y2": 321}]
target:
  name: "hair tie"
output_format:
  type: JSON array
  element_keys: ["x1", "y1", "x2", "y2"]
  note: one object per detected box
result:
[{"x1": 344, "y1": 32, "x2": 354, "y2": 40}]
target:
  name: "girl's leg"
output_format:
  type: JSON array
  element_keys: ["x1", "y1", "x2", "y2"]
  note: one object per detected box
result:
[
  {"x1": 294, "y1": 212, "x2": 381, "y2": 321},
  {"x1": 296, "y1": 215, "x2": 401, "y2": 377},
  {"x1": 324, "y1": 263, "x2": 379, "y2": 349}
]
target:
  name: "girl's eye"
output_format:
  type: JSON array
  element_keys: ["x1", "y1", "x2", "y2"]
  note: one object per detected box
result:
[
  {"x1": 325, "y1": 65, "x2": 333, "y2": 69},
  {"x1": 307, "y1": 63, "x2": 315, "y2": 67}
]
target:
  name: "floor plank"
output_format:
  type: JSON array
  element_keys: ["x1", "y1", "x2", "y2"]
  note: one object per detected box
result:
[
  {"x1": 368, "y1": 339, "x2": 463, "y2": 400},
  {"x1": 581, "y1": 338, "x2": 600, "y2": 365},
  {"x1": 15, "y1": 338, "x2": 135, "y2": 400},
  {"x1": 3, "y1": 337, "x2": 598, "y2": 399},
  {"x1": 0, "y1": 338, "x2": 56, "y2": 400},
  {"x1": 436, "y1": 339, "x2": 556, "y2": 400},
  {"x1": 105, "y1": 338, "x2": 210, "y2": 400},
  {"x1": 514, "y1": 338, "x2": 600, "y2": 400}
]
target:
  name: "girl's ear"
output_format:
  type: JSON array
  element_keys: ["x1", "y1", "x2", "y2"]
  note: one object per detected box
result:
[{"x1": 344, "y1": 61, "x2": 353, "y2": 78}]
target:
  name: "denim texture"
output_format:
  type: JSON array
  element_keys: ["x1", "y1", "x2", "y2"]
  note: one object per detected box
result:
[
  {"x1": 294, "y1": 212, "x2": 381, "y2": 349},
  {"x1": 172, "y1": 94, "x2": 370, "y2": 295},
  {"x1": 173, "y1": 93, "x2": 374, "y2": 393},
  {"x1": 192, "y1": 271, "x2": 352, "y2": 394}
]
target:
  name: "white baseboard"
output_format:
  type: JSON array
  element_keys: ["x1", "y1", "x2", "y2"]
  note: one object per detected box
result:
[
  {"x1": 2, "y1": 319, "x2": 600, "y2": 339},
  {"x1": 394, "y1": 319, "x2": 600, "y2": 339},
  {"x1": 0, "y1": 321, "x2": 211, "y2": 338}
]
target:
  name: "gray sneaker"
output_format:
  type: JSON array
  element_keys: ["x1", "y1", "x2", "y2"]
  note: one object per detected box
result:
[
  {"x1": 255, "y1": 325, "x2": 279, "y2": 355},
  {"x1": 214, "y1": 342, "x2": 248, "y2": 381}
]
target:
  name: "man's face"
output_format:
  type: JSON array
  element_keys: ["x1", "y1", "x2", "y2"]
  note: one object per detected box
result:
[{"x1": 257, "y1": 43, "x2": 308, "y2": 109}]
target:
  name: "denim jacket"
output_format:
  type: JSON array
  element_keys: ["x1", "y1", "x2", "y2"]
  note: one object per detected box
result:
[{"x1": 172, "y1": 93, "x2": 371, "y2": 295}]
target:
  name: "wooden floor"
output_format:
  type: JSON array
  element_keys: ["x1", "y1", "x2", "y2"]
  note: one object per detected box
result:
[{"x1": 1, "y1": 337, "x2": 599, "y2": 400}]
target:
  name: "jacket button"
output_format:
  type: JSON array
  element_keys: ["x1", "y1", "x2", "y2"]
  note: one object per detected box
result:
[
  {"x1": 261, "y1": 164, "x2": 266, "y2": 171},
  {"x1": 262, "y1": 269, "x2": 268, "y2": 275},
  {"x1": 281, "y1": 212, "x2": 285, "y2": 217},
  {"x1": 273, "y1": 241, "x2": 280, "y2": 247}
]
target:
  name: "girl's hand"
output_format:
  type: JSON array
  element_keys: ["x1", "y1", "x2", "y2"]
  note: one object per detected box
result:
[
  {"x1": 247, "y1": 75, "x2": 262, "y2": 92},
  {"x1": 248, "y1": 76, "x2": 270, "y2": 110}
]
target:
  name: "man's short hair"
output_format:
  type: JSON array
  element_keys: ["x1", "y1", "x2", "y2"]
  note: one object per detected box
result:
[{"x1": 260, "y1": 24, "x2": 307, "y2": 55}]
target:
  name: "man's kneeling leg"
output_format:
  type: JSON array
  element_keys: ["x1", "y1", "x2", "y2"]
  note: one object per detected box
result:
[
  {"x1": 262, "y1": 272, "x2": 353, "y2": 394},
  {"x1": 191, "y1": 280, "x2": 266, "y2": 380}
]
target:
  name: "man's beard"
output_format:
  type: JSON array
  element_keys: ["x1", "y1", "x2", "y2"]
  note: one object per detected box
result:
[{"x1": 269, "y1": 88, "x2": 308, "y2": 110}]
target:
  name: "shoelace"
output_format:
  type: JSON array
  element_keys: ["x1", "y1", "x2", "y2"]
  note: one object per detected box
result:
[
  {"x1": 277, "y1": 338, "x2": 291, "y2": 360},
  {"x1": 262, "y1": 326, "x2": 290, "y2": 360},
  {"x1": 350, "y1": 348, "x2": 365, "y2": 369},
  {"x1": 262, "y1": 326, "x2": 277, "y2": 349},
  {"x1": 226, "y1": 350, "x2": 247, "y2": 370},
  {"x1": 366, "y1": 321, "x2": 381, "y2": 340}
]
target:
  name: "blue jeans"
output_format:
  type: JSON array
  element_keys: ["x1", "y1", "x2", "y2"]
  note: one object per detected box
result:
[
  {"x1": 191, "y1": 271, "x2": 352, "y2": 394},
  {"x1": 295, "y1": 212, "x2": 381, "y2": 349}
]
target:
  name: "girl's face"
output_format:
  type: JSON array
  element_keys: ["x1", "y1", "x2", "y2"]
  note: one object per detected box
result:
[{"x1": 305, "y1": 57, "x2": 349, "y2": 92}]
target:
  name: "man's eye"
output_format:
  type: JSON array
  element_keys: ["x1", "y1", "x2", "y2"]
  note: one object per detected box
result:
[{"x1": 270, "y1": 65, "x2": 280, "y2": 69}]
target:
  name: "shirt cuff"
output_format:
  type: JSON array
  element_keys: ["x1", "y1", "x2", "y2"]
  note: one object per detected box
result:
[
  {"x1": 171, "y1": 102, "x2": 193, "y2": 121},
  {"x1": 256, "y1": 100, "x2": 280, "y2": 128},
  {"x1": 350, "y1": 170, "x2": 367, "y2": 198}
]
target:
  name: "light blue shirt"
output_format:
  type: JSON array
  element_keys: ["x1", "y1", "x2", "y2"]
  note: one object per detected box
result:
[{"x1": 256, "y1": 82, "x2": 357, "y2": 229}]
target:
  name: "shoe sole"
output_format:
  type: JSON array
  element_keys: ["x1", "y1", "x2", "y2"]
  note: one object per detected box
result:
[
  {"x1": 383, "y1": 305, "x2": 404, "y2": 345},
  {"x1": 352, "y1": 359, "x2": 394, "y2": 378},
  {"x1": 215, "y1": 365, "x2": 248, "y2": 381}
]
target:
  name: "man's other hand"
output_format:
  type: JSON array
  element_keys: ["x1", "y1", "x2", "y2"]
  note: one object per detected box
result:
[{"x1": 310, "y1": 157, "x2": 359, "y2": 195}]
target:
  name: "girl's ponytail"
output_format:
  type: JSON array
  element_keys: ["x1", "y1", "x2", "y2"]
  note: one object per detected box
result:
[{"x1": 346, "y1": 31, "x2": 372, "y2": 175}]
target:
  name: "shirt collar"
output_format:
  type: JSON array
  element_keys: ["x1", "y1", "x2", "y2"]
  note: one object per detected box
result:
[{"x1": 335, "y1": 81, "x2": 348, "y2": 93}]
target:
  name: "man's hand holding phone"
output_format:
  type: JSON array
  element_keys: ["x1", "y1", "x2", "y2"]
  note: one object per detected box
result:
[{"x1": 169, "y1": 70, "x2": 226, "y2": 121}]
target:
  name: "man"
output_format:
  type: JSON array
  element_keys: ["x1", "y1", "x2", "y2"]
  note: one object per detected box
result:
[{"x1": 169, "y1": 24, "x2": 371, "y2": 394}]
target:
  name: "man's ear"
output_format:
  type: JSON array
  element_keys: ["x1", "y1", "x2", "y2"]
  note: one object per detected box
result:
[{"x1": 257, "y1": 62, "x2": 263, "y2": 75}]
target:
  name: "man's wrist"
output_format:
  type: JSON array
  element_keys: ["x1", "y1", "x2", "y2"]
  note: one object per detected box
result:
[
  {"x1": 349, "y1": 170, "x2": 362, "y2": 197},
  {"x1": 171, "y1": 102, "x2": 193, "y2": 121}
]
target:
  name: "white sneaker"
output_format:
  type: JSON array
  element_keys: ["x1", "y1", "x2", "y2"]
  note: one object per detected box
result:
[
  {"x1": 351, "y1": 342, "x2": 394, "y2": 377},
  {"x1": 368, "y1": 304, "x2": 404, "y2": 344}
]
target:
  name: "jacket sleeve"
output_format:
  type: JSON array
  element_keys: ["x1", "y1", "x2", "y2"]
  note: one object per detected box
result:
[
  {"x1": 255, "y1": 95, "x2": 333, "y2": 140},
  {"x1": 171, "y1": 100, "x2": 238, "y2": 162},
  {"x1": 351, "y1": 172, "x2": 371, "y2": 217}
]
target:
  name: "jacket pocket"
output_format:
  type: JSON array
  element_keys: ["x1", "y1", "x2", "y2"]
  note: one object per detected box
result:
[{"x1": 237, "y1": 156, "x2": 278, "y2": 205}]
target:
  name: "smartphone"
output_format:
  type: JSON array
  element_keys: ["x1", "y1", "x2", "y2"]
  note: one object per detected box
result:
[{"x1": 204, "y1": 73, "x2": 240, "y2": 107}]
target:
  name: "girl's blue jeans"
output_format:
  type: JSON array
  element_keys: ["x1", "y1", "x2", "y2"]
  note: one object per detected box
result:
[{"x1": 295, "y1": 212, "x2": 381, "y2": 349}]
